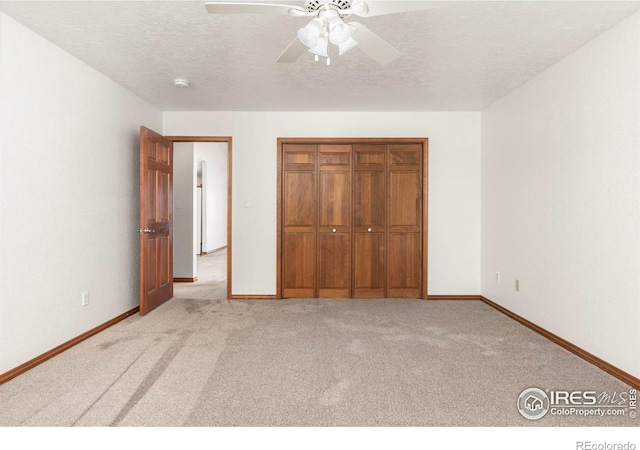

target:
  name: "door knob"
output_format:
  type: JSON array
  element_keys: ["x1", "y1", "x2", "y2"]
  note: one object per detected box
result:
[
  {"x1": 332, "y1": 228, "x2": 337, "y2": 233},
  {"x1": 138, "y1": 228, "x2": 155, "y2": 234},
  {"x1": 368, "y1": 228, "x2": 372, "y2": 232}
]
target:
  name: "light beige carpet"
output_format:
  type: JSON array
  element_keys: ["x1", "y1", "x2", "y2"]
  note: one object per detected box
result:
[{"x1": 0, "y1": 250, "x2": 637, "y2": 427}]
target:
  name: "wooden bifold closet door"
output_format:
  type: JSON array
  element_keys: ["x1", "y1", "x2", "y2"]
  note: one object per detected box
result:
[
  {"x1": 353, "y1": 144, "x2": 386, "y2": 298},
  {"x1": 317, "y1": 145, "x2": 352, "y2": 297},
  {"x1": 280, "y1": 140, "x2": 425, "y2": 299}
]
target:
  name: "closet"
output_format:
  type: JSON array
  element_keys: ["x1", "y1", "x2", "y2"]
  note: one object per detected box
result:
[{"x1": 279, "y1": 139, "x2": 427, "y2": 299}]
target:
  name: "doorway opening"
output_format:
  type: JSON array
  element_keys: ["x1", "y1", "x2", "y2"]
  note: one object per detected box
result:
[{"x1": 170, "y1": 136, "x2": 232, "y2": 300}]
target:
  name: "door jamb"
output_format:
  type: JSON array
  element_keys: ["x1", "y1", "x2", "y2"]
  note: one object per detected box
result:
[
  {"x1": 166, "y1": 136, "x2": 232, "y2": 300},
  {"x1": 276, "y1": 137, "x2": 429, "y2": 300}
]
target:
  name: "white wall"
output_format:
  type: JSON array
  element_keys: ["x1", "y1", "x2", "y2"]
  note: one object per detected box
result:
[
  {"x1": 0, "y1": 13, "x2": 162, "y2": 374},
  {"x1": 196, "y1": 143, "x2": 228, "y2": 253},
  {"x1": 481, "y1": 12, "x2": 640, "y2": 378},
  {"x1": 173, "y1": 143, "x2": 197, "y2": 278},
  {"x1": 163, "y1": 112, "x2": 481, "y2": 296}
]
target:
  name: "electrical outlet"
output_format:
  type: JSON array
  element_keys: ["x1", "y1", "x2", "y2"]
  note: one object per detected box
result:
[
  {"x1": 515, "y1": 280, "x2": 520, "y2": 292},
  {"x1": 495, "y1": 272, "x2": 500, "y2": 282},
  {"x1": 81, "y1": 291, "x2": 90, "y2": 307}
]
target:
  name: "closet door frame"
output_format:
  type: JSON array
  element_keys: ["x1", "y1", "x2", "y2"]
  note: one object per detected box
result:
[{"x1": 276, "y1": 137, "x2": 429, "y2": 300}]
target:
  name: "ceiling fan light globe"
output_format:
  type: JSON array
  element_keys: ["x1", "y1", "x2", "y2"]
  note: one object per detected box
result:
[
  {"x1": 297, "y1": 29, "x2": 317, "y2": 48},
  {"x1": 338, "y1": 36, "x2": 358, "y2": 55},
  {"x1": 309, "y1": 34, "x2": 329, "y2": 58},
  {"x1": 298, "y1": 18, "x2": 323, "y2": 48},
  {"x1": 328, "y1": 18, "x2": 352, "y2": 45}
]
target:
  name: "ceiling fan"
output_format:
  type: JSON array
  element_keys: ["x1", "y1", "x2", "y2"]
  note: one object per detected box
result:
[{"x1": 204, "y1": 0, "x2": 447, "y2": 65}]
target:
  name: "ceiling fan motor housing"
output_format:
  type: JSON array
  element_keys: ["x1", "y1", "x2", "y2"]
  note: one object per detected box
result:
[{"x1": 305, "y1": 0, "x2": 352, "y2": 13}]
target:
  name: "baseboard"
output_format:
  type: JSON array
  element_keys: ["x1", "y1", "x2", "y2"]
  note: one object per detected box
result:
[
  {"x1": 244, "y1": 295, "x2": 481, "y2": 301},
  {"x1": 229, "y1": 294, "x2": 279, "y2": 300},
  {"x1": 480, "y1": 296, "x2": 640, "y2": 390},
  {"x1": 427, "y1": 295, "x2": 482, "y2": 301},
  {"x1": 201, "y1": 245, "x2": 227, "y2": 255},
  {"x1": 249, "y1": 294, "x2": 482, "y2": 301},
  {"x1": 0, "y1": 306, "x2": 140, "y2": 385},
  {"x1": 173, "y1": 277, "x2": 197, "y2": 282}
]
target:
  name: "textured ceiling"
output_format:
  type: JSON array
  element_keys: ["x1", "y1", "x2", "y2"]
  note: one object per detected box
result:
[{"x1": 1, "y1": 0, "x2": 640, "y2": 111}]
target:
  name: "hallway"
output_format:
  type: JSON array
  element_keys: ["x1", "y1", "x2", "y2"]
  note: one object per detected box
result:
[{"x1": 174, "y1": 249, "x2": 227, "y2": 301}]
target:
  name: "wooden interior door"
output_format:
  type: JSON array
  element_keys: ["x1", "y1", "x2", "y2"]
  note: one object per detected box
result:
[
  {"x1": 387, "y1": 144, "x2": 423, "y2": 298},
  {"x1": 282, "y1": 144, "x2": 317, "y2": 297},
  {"x1": 139, "y1": 126, "x2": 173, "y2": 315},
  {"x1": 353, "y1": 145, "x2": 387, "y2": 298},
  {"x1": 317, "y1": 145, "x2": 352, "y2": 297}
]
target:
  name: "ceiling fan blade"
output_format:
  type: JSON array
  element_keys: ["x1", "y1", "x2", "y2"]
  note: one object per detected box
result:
[
  {"x1": 276, "y1": 37, "x2": 308, "y2": 63},
  {"x1": 350, "y1": 22, "x2": 401, "y2": 65},
  {"x1": 351, "y1": 1, "x2": 449, "y2": 17},
  {"x1": 204, "y1": 2, "x2": 306, "y2": 15}
]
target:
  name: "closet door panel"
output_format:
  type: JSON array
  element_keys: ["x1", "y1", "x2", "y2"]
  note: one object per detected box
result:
[
  {"x1": 353, "y1": 232, "x2": 385, "y2": 298},
  {"x1": 354, "y1": 171, "x2": 386, "y2": 230},
  {"x1": 388, "y1": 232, "x2": 421, "y2": 298},
  {"x1": 282, "y1": 144, "x2": 317, "y2": 297},
  {"x1": 353, "y1": 145, "x2": 386, "y2": 297},
  {"x1": 283, "y1": 171, "x2": 316, "y2": 228},
  {"x1": 389, "y1": 144, "x2": 422, "y2": 170},
  {"x1": 388, "y1": 144, "x2": 422, "y2": 298},
  {"x1": 388, "y1": 171, "x2": 421, "y2": 230},
  {"x1": 319, "y1": 171, "x2": 350, "y2": 228},
  {"x1": 317, "y1": 145, "x2": 351, "y2": 297},
  {"x1": 318, "y1": 232, "x2": 351, "y2": 297},
  {"x1": 318, "y1": 171, "x2": 351, "y2": 296},
  {"x1": 283, "y1": 232, "x2": 316, "y2": 298}
]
